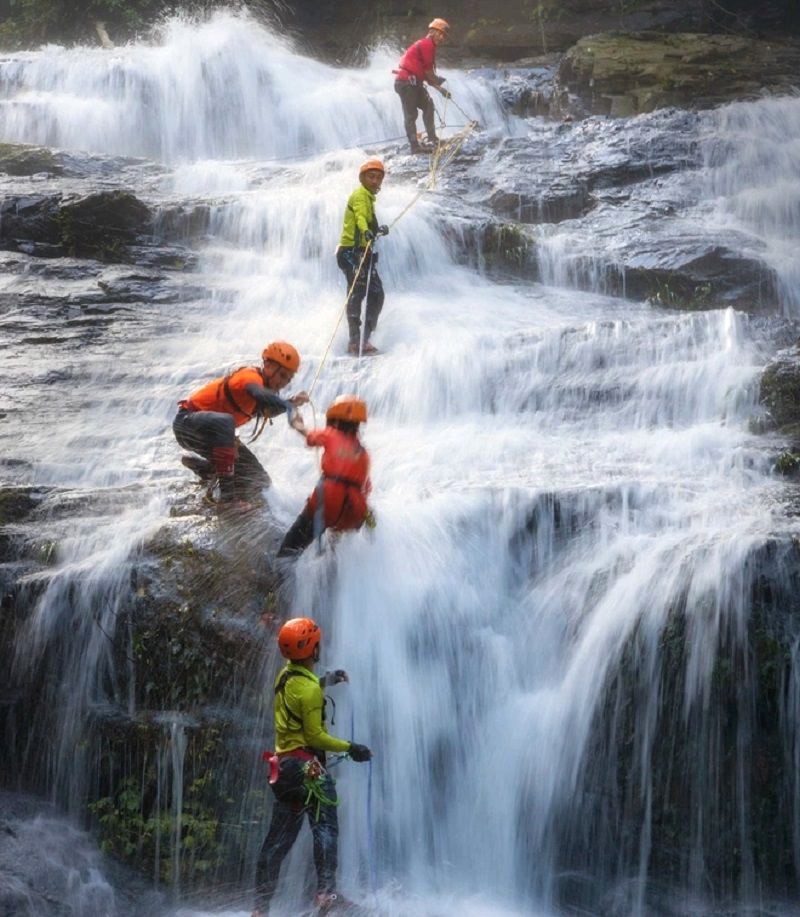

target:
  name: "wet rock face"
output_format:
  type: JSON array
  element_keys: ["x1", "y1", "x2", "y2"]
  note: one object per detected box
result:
[
  {"x1": 568, "y1": 537, "x2": 800, "y2": 910},
  {"x1": 429, "y1": 107, "x2": 781, "y2": 312},
  {"x1": 0, "y1": 190, "x2": 152, "y2": 261},
  {"x1": 0, "y1": 142, "x2": 63, "y2": 176},
  {"x1": 0, "y1": 482, "x2": 282, "y2": 883},
  {"x1": 760, "y1": 344, "x2": 800, "y2": 433},
  {"x1": 555, "y1": 32, "x2": 800, "y2": 118}
]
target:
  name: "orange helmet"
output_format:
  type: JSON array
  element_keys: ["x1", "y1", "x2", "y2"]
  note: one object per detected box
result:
[
  {"x1": 262, "y1": 341, "x2": 300, "y2": 373},
  {"x1": 326, "y1": 395, "x2": 367, "y2": 424},
  {"x1": 277, "y1": 617, "x2": 321, "y2": 660},
  {"x1": 428, "y1": 18, "x2": 450, "y2": 33},
  {"x1": 359, "y1": 158, "x2": 385, "y2": 177}
]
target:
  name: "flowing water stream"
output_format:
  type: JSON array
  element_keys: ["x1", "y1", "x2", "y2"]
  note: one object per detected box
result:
[{"x1": 2, "y1": 12, "x2": 800, "y2": 917}]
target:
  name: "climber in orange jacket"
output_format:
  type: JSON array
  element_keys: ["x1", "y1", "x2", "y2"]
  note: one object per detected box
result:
[
  {"x1": 174, "y1": 341, "x2": 309, "y2": 511},
  {"x1": 277, "y1": 395, "x2": 371, "y2": 557},
  {"x1": 393, "y1": 17, "x2": 451, "y2": 154}
]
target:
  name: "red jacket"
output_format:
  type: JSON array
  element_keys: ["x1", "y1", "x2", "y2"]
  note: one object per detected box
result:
[
  {"x1": 305, "y1": 427, "x2": 371, "y2": 531},
  {"x1": 395, "y1": 36, "x2": 440, "y2": 85}
]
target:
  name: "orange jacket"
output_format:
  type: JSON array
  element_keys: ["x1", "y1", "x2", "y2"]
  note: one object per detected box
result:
[
  {"x1": 308, "y1": 427, "x2": 370, "y2": 493},
  {"x1": 186, "y1": 367, "x2": 268, "y2": 428}
]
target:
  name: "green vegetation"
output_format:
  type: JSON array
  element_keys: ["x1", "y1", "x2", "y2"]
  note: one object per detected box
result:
[
  {"x1": 0, "y1": 0, "x2": 166, "y2": 46},
  {"x1": 0, "y1": 1, "x2": 275, "y2": 47},
  {"x1": 89, "y1": 733, "x2": 226, "y2": 883}
]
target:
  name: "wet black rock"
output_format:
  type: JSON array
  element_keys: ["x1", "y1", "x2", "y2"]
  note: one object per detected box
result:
[
  {"x1": 0, "y1": 142, "x2": 63, "y2": 176},
  {"x1": 619, "y1": 241, "x2": 778, "y2": 313},
  {"x1": 760, "y1": 344, "x2": 800, "y2": 434},
  {"x1": 0, "y1": 190, "x2": 152, "y2": 262}
]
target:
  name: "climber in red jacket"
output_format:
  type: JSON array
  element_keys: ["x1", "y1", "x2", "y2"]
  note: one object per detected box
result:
[
  {"x1": 393, "y1": 17, "x2": 451, "y2": 154},
  {"x1": 277, "y1": 395, "x2": 372, "y2": 557}
]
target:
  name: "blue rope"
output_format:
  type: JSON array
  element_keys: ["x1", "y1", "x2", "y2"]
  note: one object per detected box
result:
[
  {"x1": 351, "y1": 704, "x2": 377, "y2": 898},
  {"x1": 367, "y1": 757, "x2": 377, "y2": 897}
]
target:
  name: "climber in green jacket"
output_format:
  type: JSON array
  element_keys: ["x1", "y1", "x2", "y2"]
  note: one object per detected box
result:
[
  {"x1": 336, "y1": 158, "x2": 389, "y2": 356},
  {"x1": 252, "y1": 617, "x2": 372, "y2": 916}
]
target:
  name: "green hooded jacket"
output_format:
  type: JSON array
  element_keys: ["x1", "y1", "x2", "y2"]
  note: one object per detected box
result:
[{"x1": 273, "y1": 661, "x2": 350, "y2": 755}]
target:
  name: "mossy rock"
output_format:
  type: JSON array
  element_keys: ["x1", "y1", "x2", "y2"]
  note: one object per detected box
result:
[
  {"x1": 556, "y1": 32, "x2": 800, "y2": 117},
  {"x1": 0, "y1": 143, "x2": 63, "y2": 176},
  {"x1": 760, "y1": 347, "x2": 800, "y2": 430},
  {"x1": 0, "y1": 487, "x2": 43, "y2": 525}
]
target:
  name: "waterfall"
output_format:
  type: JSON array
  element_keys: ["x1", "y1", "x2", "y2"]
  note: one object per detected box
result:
[
  {"x1": 701, "y1": 94, "x2": 800, "y2": 315},
  {"x1": 1, "y1": 12, "x2": 798, "y2": 916}
]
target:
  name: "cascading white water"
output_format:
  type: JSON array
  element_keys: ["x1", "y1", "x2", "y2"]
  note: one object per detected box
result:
[
  {"x1": 701, "y1": 94, "x2": 800, "y2": 315},
  {"x1": 0, "y1": 13, "x2": 503, "y2": 163},
  {"x1": 2, "y1": 12, "x2": 797, "y2": 917}
]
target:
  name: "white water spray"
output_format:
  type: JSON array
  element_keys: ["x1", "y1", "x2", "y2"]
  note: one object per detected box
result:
[{"x1": 1, "y1": 13, "x2": 797, "y2": 917}]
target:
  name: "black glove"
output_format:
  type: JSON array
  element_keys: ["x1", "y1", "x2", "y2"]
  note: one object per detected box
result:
[
  {"x1": 364, "y1": 230, "x2": 375, "y2": 242},
  {"x1": 377, "y1": 225, "x2": 389, "y2": 236},
  {"x1": 439, "y1": 88, "x2": 452, "y2": 100},
  {"x1": 348, "y1": 742, "x2": 372, "y2": 762}
]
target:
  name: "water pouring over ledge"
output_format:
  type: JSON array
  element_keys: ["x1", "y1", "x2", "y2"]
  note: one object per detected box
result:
[{"x1": 1, "y1": 11, "x2": 800, "y2": 916}]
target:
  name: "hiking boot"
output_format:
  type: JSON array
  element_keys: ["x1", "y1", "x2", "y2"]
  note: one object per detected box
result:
[
  {"x1": 181, "y1": 454, "x2": 213, "y2": 481},
  {"x1": 347, "y1": 340, "x2": 360, "y2": 356},
  {"x1": 361, "y1": 340, "x2": 379, "y2": 355},
  {"x1": 409, "y1": 141, "x2": 433, "y2": 154}
]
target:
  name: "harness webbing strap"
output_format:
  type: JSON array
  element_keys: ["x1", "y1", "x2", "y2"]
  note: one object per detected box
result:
[
  {"x1": 274, "y1": 668, "x2": 317, "y2": 727},
  {"x1": 221, "y1": 375, "x2": 254, "y2": 420}
]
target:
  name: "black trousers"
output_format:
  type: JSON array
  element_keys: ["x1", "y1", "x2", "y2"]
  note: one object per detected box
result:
[
  {"x1": 394, "y1": 79, "x2": 436, "y2": 147},
  {"x1": 277, "y1": 507, "x2": 315, "y2": 558},
  {"x1": 336, "y1": 247, "x2": 384, "y2": 344},
  {"x1": 254, "y1": 756, "x2": 339, "y2": 911},
  {"x1": 173, "y1": 409, "x2": 271, "y2": 499}
]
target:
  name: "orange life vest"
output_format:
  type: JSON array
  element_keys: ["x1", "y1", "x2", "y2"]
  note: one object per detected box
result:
[
  {"x1": 308, "y1": 427, "x2": 370, "y2": 487},
  {"x1": 185, "y1": 367, "x2": 265, "y2": 428},
  {"x1": 305, "y1": 428, "x2": 371, "y2": 532}
]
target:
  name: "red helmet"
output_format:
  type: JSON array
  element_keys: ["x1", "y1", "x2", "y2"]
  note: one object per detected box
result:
[
  {"x1": 428, "y1": 18, "x2": 450, "y2": 33},
  {"x1": 277, "y1": 617, "x2": 321, "y2": 660},
  {"x1": 262, "y1": 341, "x2": 300, "y2": 373},
  {"x1": 326, "y1": 395, "x2": 367, "y2": 424}
]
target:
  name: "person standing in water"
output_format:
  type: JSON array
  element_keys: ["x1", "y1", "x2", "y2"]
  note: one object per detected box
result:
[
  {"x1": 336, "y1": 159, "x2": 389, "y2": 356},
  {"x1": 393, "y1": 18, "x2": 452, "y2": 154},
  {"x1": 252, "y1": 617, "x2": 372, "y2": 916}
]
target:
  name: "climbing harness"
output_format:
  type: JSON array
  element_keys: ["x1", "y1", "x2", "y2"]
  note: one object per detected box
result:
[{"x1": 245, "y1": 396, "x2": 295, "y2": 445}]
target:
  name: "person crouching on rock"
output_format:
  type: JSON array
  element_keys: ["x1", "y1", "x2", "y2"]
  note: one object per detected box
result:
[
  {"x1": 252, "y1": 617, "x2": 372, "y2": 917},
  {"x1": 277, "y1": 395, "x2": 372, "y2": 558},
  {"x1": 173, "y1": 341, "x2": 309, "y2": 513}
]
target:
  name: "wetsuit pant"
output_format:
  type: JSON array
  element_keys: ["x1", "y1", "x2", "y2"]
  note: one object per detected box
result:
[
  {"x1": 173, "y1": 409, "x2": 270, "y2": 500},
  {"x1": 277, "y1": 480, "x2": 367, "y2": 559},
  {"x1": 254, "y1": 756, "x2": 338, "y2": 912},
  {"x1": 394, "y1": 79, "x2": 437, "y2": 148},
  {"x1": 336, "y1": 247, "x2": 384, "y2": 345}
]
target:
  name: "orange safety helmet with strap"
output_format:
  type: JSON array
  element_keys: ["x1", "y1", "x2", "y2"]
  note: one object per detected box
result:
[
  {"x1": 278, "y1": 617, "x2": 321, "y2": 660},
  {"x1": 428, "y1": 17, "x2": 450, "y2": 33},
  {"x1": 262, "y1": 341, "x2": 300, "y2": 373},
  {"x1": 359, "y1": 158, "x2": 385, "y2": 177},
  {"x1": 326, "y1": 395, "x2": 367, "y2": 424}
]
